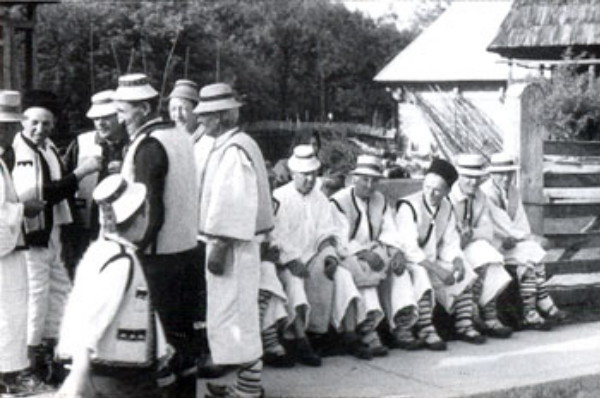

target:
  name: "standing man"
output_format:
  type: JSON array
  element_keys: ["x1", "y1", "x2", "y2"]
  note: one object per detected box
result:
[
  {"x1": 0, "y1": 91, "x2": 47, "y2": 395},
  {"x1": 168, "y1": 79, "x2": 199, "y2": 135},
  {"x1": 194, "y1": 82, "x2": 273, "y2": 398},
  {"x1": 12, "y1": 100, "x2": 101, "y2": 384},
  {"x1": 481, "y1": 152, "x2": 566, "y2": 329},
  {"x1": 114, "y1": 73, "x2": 200, "y2": 397},
  {"x1": 331, "y1": 155, "x2": 438, "y2": 352},
  {"x1": 62, "y1": 90, "x2": 128, "y2": 274},
  {"x1": 448, "y1": 154, "x2": 513, "y2": 338},
  {"x1": 396, "y1": 158, "x2": 484, "y2": 344}
]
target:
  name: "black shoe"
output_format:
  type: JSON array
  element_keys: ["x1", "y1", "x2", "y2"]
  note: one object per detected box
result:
[
  {"x1": 197, "y1": 356, "x2": 227, "y2": 379},
  {"x1": 206, "y1": 383, "x2": 264, "y2": 398},
  {"x1": 545, "y1": 308, "x2": 568, "y2": 324},
  {"x1": 296, "y1": 338, "x2": 322, "y2": 367},
  {"x1": 456, "y1": 329, "x2": 486, "y2": 345},
  {"x1": 481, "y1": 320, "x2": 513, "y2": 339},
  {"x1": 263, "y1": 352, "x2": 295, "y2": 368},
  {"x1": 346, "y1": 342, "x2": 373, "y2": 360}
]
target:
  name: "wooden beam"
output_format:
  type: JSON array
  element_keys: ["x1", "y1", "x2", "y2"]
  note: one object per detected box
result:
[
  {"x1": 546, "y1": 259, "x2": 600, "y2": 277},
  {"x1": 544, "y1": 140, "x2": 600, "y2": 157},
  {"x1": 545, "y1": 231, "x2": 600, "y2": 248},
  {"x1": 545, "y1": 172, "x2": 600, "y2": 188},
  {"x1": 544, "y1": 203, "x2": 600, "y2": 218},
  {"x1": 545, "y1": 187, "x2": 600, "y2": 201}
]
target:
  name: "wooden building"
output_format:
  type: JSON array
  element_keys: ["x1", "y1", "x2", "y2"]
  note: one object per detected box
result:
[{"x1": 0, "y1": 0, "x2": 59, "y2": 91}]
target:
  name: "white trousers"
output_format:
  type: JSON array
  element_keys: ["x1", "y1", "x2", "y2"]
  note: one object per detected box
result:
[{"x1": 25, "y1": 227, "x2": 71, "y2": 346}]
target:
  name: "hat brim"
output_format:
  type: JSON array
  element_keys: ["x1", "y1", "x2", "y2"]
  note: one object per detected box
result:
[
  {"x1": 113, "y1": 86, "x2": 158, "y2": 102},
  {"x1": 489, "y1": 165, "x2": 519, "y2": 173},
  {"x1": 457, "y1": 167, "x2": 488, "y2": 177},
  {"x1": 86, "y1": 103, "x2": 117, "y2": 119},
  {"x1": 193, "y1": 99, "x2": 242, "y2": 115},
  {"x1": 112, "y1": 183, "x2": 147, "y2": 224},
  {"x1": 288, "y1": 157, "x2": 321, "y2": 173},
  {"x1": 0, "y1": 111, "x2": 24, "y2": 122},
  {"x1": 351, "y1": 168, "x2": 383, "y2": 178}
]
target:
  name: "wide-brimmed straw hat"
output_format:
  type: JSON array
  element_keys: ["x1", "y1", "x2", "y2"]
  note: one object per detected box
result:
[
  {"x1": 426, "y1": 157, "x2": 458, "y2": 187},
  {"x1": 456, "y1": 153, "x2": 487, "y2": 177},
  {"x1": 351, "y1": 154, "x2": 384, "y2": 178},
  {"x1": 113, "y1": 74, "x2": 158, "y2": 102},
  {"x1": 288, "y1": 145, "x2": 321, "y2": 173},
  {"x1": 86, "y1": 90, "x2": 117, "y2": 119},
  {"x1": 0, "y1": 91, "x2": 24, "y2": 122},
  {"x1": 93, "y1": 175, "x2": 147, "y2": 225},
  {"x1": 168, "y1": 79, "x2": 199, "y2": 103},
  {"x1": 488, "y1": 152, "x2": 520, "y2": 173},
  {"x1": 193, "y1": 83, "x2": 242, "y2": 115}
]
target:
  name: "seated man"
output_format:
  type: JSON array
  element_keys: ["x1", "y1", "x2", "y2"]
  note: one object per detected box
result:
[
  {"x1": 57, "y1": 175, "x2": 167, "y2": 398},
  {"x1": 448, "y1": 154, "x2": 513, "y2": 339},
  {"x1": 481, "y1": 152, "x2": 566, "y2": 330},
  {"x1": 331, "y1": 155, "x2": 439, "y2": 351},
  {"x1": 396, "y1": 158, "x2": 484, "y2": 345},
  {"x1": 272, "y1": 145, "x2": 369, "y2": 365}
]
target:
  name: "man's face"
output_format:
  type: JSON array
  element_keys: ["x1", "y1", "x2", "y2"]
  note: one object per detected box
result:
[
  {"x1": 292, "y1": 170, "x2": 318, "y2": 195},
  {"x1": 116, "y1": 101, "x2": 147, "y2": 136},
  {"x1": 353, "y1": 174, "x2": 379, "y2": 201},
  {"x1": 93, "y1": 114, "x2": 120, "y2": 140},
  {"x1": 196, "y1": 112, "x2": 220, "y2": 137},
  {"x1": 458, "y1": 174, "x2": 483, "y2": 196},
  {"x1": 492, "y1": 171, "x2": 514, "y2": 192},
  {"x1": 169, "y1": 97, "x2": 197, "y2": 134},
  {"x1": 423, "y1": 173, "x2": 450, "y2": 208},
  {"x1": 0, "y1": 122, "x2": 19, "y2": 150},
  {"x1": 22, "y1": 107, "x2": 54, "y2": 146}
]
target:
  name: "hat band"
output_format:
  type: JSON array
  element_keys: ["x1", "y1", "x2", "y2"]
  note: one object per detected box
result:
[
  {"x1": 491, "y1": 160, "x2": 516, "y2": 167},
  {"x1": 458, "y1": 164, "x2": 484, "y2": 170},
  {"x1": 0, "y1": 105, "x2": 20, "y2": 113},
  {"x1": 119, "y1": 77, "x2": 149, "y2": 87},
  {"x1": 295, "y1": 153, "x2": 316, "y2": 160},
  {"x1": 356, "y1": 163, "x2": 382, "y2": 173},
  {"x1": 93, "y1": 98, "x2": 112, "y2": 106},
  {"x1": 97, "y1": 179, "x2": 128, "y2": 205},
  {"x1": 199, "y1": 92, "x2": 235, "y2": 102}
]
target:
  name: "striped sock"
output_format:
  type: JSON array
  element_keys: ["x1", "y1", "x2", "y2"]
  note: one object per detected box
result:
[
  {"x1": 258, "y1": 290, "x2": 285, "y2": 356},
  {"x1": 534, "y1": 263, "x2": 550, "y2": 303},
  {"x1": 471, "y1": 272, "x2": 485, "y2": 305},
  {"x1": 416, "y1": 291, "x2": 435, "y2": 336},
  {"x1": 357, "y1": 311, "x2": 378, "y2": 345},
  {"x1": 454, "y1": 288, "x2": 474, "y2": 333},
  {"x1": 519, "y1": 268, "x2": 537, "y2": 315},
  {"x1": 235, "y1": 359, "x2": 263, "y2": 397},
  {"x1": 482, "y1": 298, "x2": 498, "y2": 322}
]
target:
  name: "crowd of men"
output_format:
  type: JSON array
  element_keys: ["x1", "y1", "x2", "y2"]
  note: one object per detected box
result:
[{"x1": 0, "y1": 73, "x2": 567, "y2": 398}]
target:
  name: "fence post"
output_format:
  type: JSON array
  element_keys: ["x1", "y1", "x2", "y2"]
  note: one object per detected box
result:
[{"x1": 519, "y1": 83, "x2": 546, "y2": 235}]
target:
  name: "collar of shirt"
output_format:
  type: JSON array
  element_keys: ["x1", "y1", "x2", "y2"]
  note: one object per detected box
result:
[
  {"x1": 212, "y1": 127, "x2": 240, "y2": 150},
  {"x1": 95, "y1": 131, "x2": 128, "y2": 149},
  {"x1": 130, "y1": 117, "x2": 163, "y2": 142},
  {"x1": 104, "y1": 232, "x2": 139, "y2": 251}
]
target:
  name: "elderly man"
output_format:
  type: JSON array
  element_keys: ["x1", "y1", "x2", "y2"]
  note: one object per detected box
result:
[
  {"x1": 12, "y1": 99, "x2": 101, "y2": 384},
  {"x1": 397, "y1": 158, "x2": 486, "y2": 344},
  {"x1": 448, "y1": 154, "x2": 513, "y2": 339},
  {"x1": 194, "y1": 82, "x2": 273, "y2": 398},
  {"x1": 272, "y1": 145, "x2": 370, "y2": 365},
  {"x1": 331, "y1": 155, "x2": 438, "y2": 352},
  {"x1": 481, "y1": 152, "x2": 566, "y2": 330},
  {"x1": 63, "y1": 90, "x2": 128, "y2": 273},
  {"x1": 114, "y1": 74, "x2": 200, "y2": 397},
  {"x1": 168, "y1": 79, "x2": 199, "y2": 135},
  {"x1": 0, "y1": 91, "x2": 48, "y2": 395}
]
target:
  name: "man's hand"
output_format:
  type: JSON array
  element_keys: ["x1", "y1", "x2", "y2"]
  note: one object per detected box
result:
[
  {"x1": 458, "y1": 226, "x2": 473, "y2": 250},
  {"x1": 317, "y1": 236, "x2": 337, "y2": 253},
  {"x1": 356, "y1": 250, "x2": 385, "y2": 272},
  {"x1": 261, "y1": 243, "x2": 280, "y2": 264},
  {"x1": 324, "y1": 255, "x2": 338, "y2": 280},
  {"x1": 207, "y1": 239, "x2": 230, "y2": 275},
  {"x1": 74, "y1": 155, "x2": 102, "y2": 179},
  {"x1": 286, "y1": 259, "x2": 309, "y2": 278},
  {"x1": 434, "y1": 265, "x2": 455, "y2": 286},
  {"x1": 452, "y1": 257, "x2": 466, "y2": 283},
  {"x1": 106, "y1": 160, "x2": 123, "y2": 174},
  {"x1": 502, "y1": 237, "x2": 518, "y2": 251},
  {"x1": 389, "y1": 250, "x2": 408, "y2": 276},
  {"x1": 23, "y1": 199, "x2": 45, "y2": 218}
]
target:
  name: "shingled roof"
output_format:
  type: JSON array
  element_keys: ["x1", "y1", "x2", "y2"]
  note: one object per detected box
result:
[{"x1": 488, "y1": 0, "x2": 600, "y2": 60}]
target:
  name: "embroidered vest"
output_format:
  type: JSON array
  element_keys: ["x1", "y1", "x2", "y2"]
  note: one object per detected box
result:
[
  {"x1": 92, "y1": 239, "x2": 155, "y2": 367},
  {"x1": 330, "y1": 186, "x2": 386, "y2": 241},
  {"x1": 121, "y1": 121, "x2": 197, "y2": 254},
  {"x1": 75, "y1": 132, "x2": 102, "y2": 228},
  {"x1": 399, "y1": 192, "x2": 453, "y2": 248}
]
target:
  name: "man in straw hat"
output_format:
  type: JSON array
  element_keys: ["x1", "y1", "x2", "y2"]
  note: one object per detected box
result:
[
  {"x1": 0, "y1": 90, "x2": 50, "y2": 395},
  {"x1": 271, "y1": 145, "x2": 372, "y2": 365},
  {"x1": 168, "y1": 79, "x2": 199, "y2": 135},
  {"x1": 12, "y1": 93, "x2": 102, "y2": 385},
  {"x1": 114, "y1": 73, "x2": 201, "y2": 397},
  {"x1": 448, "y1": 153, "x2": 513, "y2": 340},
  {"x1": 481, "y1": 152, "x2": 566, "y2": 330},
  {"x1": 57, "y1": 175, "x2": 168, "y2": 398},
  {"x1": 331, "y1": 154, "x2": 436, "y2": 353},
  {"x1": 194, "y1": 82, "x2": 273, "y2": 397},
  {"x1": 62, "y1": 89, "x2": 128, "y2": 274},
  {"x1": 397, "y1": 157, "x2": 485, "y2": 346}
]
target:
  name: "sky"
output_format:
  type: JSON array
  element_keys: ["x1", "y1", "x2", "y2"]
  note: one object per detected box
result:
[{"x1": 341, "y1": 0, "x2": 428, "y2": 29}]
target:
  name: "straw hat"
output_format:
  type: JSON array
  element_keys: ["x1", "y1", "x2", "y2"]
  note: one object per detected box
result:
[
  {"x1": 0, "y1": 91, "x2": 24, "y2": 122},
  {"x1": 288, "y1": 145, "x2": 321, "y2": 173},
  {"x1": 426, "y1": 157, "x2": 458, "y2": 187},
  {"x1": 351, "y1": 154, "x2": 384, "y2": 178},
  {"x1": 168, "y1": 79, "x2": 199, "y2": 103},
  {"x1": 113, "y1": 74, "x2": 158, "y2": 102},
  {"x1": 86, "y1": 90, "x2": 117, "y2": 119},
  {"x1": 93, "y1": 175, "x2": 147, "y2": 226},
  {"x1": 456, "y1": 153, "x2": 487, "y2": 177},
  {"x1": 193, "y1": 83, "x2": 242, "y2": 115},
  {"x1": 488, "y1": 152, "x2": 519, "y2": 173}
]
